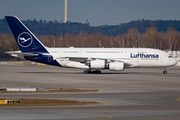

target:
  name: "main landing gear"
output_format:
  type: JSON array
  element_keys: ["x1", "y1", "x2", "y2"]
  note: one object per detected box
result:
[
  {"x1": 83, "y1": 69, "x2": 101, "y2": 74},
  {"x1": 163, "y1": 68, "x2": 167, "y2": 74}
]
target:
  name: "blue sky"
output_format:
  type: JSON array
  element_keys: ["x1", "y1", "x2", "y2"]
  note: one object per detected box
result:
[{"x1": 0, "y1": 0, "x2": 180, "y2": 26}]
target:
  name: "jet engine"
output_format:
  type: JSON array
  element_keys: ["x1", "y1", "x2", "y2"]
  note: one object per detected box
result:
[
  {"x1": 109, "y1": 62, "x2": 124, "y2": 71},
  {"x1": 89, "y1": 60, "x2": 105, "y2": 69}
]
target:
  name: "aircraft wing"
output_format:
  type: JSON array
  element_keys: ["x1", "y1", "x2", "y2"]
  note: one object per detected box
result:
[
  {"x1": 66, "y1": 56, "x2": 125, "y2": 62},
  {"x1": 61, "y1": 56, "x2": 135, "y2": 68},
  {"x1": 5, "y1": 51, "x2": 39, "y2": 59}
]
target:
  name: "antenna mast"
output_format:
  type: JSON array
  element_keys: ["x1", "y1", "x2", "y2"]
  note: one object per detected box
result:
[{"x1": 64, "y1": 0, "x2": 68, "y2": 23}]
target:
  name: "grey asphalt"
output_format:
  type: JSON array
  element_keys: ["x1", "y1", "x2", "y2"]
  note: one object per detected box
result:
[{"x1": 0, "y1": 62, "x2": 180, "y2": 120}]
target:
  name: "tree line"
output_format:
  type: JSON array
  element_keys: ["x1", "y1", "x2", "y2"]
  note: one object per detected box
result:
[
  {"x1": 1, "y1": 18, "x2": 180, "y2": 36},
  {"x1": 0, "y1": 26, "x2": 180, "y2": 60}
]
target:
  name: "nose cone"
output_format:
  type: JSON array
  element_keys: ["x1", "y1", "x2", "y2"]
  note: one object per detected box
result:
[
  {"x1": 167, "y1": 58, "x2": 177, "y2": 67},
  {"x1": 172, "y1": 58, "x2": 177, "y2": 66}
]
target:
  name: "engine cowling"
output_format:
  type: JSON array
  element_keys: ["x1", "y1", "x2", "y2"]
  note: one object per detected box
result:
[
  {"x1": 90, "y1": 60, "x2": 105, "y2": 69},
  {"x1": 109, "y1": 62, "x2": 124, "y2": 71}
]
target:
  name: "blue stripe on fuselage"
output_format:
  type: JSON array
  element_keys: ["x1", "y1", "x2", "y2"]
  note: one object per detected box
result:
[{"x1": 24, "y1": 54, "x2": 62, "y2": 67}]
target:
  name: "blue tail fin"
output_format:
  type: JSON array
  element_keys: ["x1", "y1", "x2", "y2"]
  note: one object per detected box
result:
[{"x1": 5, "y1": 16, "x2": 47, "y2": 53}]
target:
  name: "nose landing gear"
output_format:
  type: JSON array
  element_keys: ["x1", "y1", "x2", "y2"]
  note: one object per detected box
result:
[{"x1": 163, "y1": 68, "x2": 167, "y2": 74}]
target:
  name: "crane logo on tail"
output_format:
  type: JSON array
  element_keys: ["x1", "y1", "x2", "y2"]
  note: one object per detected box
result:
[{"x1": 17, "y1": 32, "x2": 33, "y2": 47}]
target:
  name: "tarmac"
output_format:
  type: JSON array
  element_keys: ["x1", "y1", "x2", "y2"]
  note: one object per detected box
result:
[{"x1": 0, "y1": 62, "x2": 180, "y2": 120}]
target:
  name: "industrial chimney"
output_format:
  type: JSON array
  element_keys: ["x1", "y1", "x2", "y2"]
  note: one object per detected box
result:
[{"x1": 64, "y1": 0, "x2": 68, "y2": 23}]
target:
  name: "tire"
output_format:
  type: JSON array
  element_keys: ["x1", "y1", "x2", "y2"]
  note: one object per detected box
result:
[{"x1": 163, "y1": 71, "x2": 167, "y2": 74}]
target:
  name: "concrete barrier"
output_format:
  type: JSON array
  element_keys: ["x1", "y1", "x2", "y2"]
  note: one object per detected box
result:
[{"x1": 6, "y1": 88, "x2": 37, "y2": 92}]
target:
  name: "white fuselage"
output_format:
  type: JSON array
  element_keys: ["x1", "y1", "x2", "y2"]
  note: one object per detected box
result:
[{"x1": 46, "y1": 47, "x2": 177, "y2": 69}]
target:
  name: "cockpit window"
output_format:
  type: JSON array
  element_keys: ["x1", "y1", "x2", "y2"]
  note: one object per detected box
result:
[{"x1": 168, "y1": 56, "x2": 173, "y2": 58}]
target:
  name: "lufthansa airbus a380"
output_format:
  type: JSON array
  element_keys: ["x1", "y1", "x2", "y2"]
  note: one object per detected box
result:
[{"x1": 5, "y1": 16, "x2": 177, "y2": 74}]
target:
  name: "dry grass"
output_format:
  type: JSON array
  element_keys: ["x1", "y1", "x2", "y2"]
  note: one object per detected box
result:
[
  {"x1": 49, "y1": 88, "x2": 98, "y2": 92},
  {"x1": 0, "y1": 88, "x2": 99, "y2": 93}
]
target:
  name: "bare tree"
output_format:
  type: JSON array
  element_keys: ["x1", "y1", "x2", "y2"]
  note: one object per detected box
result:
[
  {"x1": 141, "y1": 27, "x2": 160, "y2": 48},
  {"x1": 126, "y1": 28, "x2": 140, "y2": 48},
  {"x1": 164, "y1": 27, "x2": 179, "y2": 50}
]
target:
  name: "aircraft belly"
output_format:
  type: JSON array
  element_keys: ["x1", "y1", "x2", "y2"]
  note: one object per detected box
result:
[{"x1": 58, "y1": 60, "x2": 88, "y2": 69}]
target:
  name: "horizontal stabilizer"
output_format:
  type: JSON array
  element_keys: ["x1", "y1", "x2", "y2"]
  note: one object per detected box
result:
[{"x1": 5, "y1": 51, "x2": 39, "y2": 59}]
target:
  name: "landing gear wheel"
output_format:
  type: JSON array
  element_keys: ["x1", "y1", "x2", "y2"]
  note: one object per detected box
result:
[
  {"x1": 83, "y1": 69, "x2": 92, "y2": 74},
  {"x1": 163, "y1": 68, "x2": 167, "y2": 74},
  {"x1": 92, "y1": 69, "x2": 101, "y2": 74},
  {"x1": 88, "y1": 70, "x2": 92, "y2": 74},
  {"x1": 83, "y1": 70, "x2": 88, "y2": 74},
  {"x1": 83, "y1": 69, "x2": 101, "y2": 74},
  {"x1": 163, "y1": 70, "x2": 167, "y2": 74}
]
